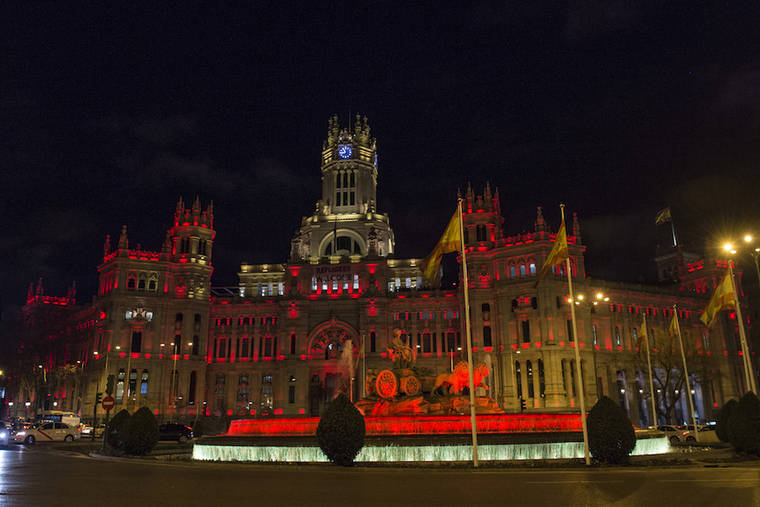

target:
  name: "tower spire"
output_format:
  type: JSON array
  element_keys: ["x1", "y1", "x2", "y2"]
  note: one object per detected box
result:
[
  {"x1": 535, "y1": 206, "x2": 548, "y2": 233},
  {"x1": 103, "y1": 234, "x2": 111, "y2": 259}
]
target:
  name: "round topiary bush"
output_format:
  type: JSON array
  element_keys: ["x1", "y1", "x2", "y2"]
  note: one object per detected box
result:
[
  {"x1": 716, "y1": 399, "x2": 738, "y2": 443},
  {"x1": 587, "y1": 396, "x2": 636, "y2": 464},
  {"x1": 317, "y1": 393, "x2": 366, "y2": 466},
  {"x1": 728, "y1": 392, "x2": 760, "y2": 454},
  {"x1": 124, "y1": 406, "x2": 159, "y2": 456},
  {"x1": 105, "y1": 409, "x2": 131, "y2": 452}
]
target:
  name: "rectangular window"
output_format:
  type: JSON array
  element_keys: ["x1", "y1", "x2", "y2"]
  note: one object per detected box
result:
[
  {"x1": 218, "y1": 339, "x2": 226, "y2": 358},
  {"x1": 241, "y1": 338, "x2": 249, "y2": 358},
  {"x1": 288, "y1": 385, "x2": 296, "y2": 404},
  {"x1": 510, "y1": 266, "x2": 516, "y2": 278},
  {"x1": 423, "y1": 333, "x2": 432, "y2": 353},
  {"x1": 192, "y1": 335, "x2": 199, "y2": 356},
  {"x1": 128, "y1": 369, "x2": 137, "y2": 397},
  {"x1": 350, "y1": 192, "x2": 355, "y2": 205},
  {"x1": 264, "y1": 337, "x2": 273, "y2": 357},
  {"x1": 483, "y1": 325, "x2": 492, "y2": 347},
  {"x1": 131, "y1": 331, "x2": 142, "y2": 353},
  {"x1": 336, "y1": 192, "x2": 341, "y2": 206},
  {"x1": 567, "y1": 320, "x2": 573, "y2": 342},
  {"x1": 370, "y1": 332, "x2": 376, "y2": 353},
  {"x1": 343, "y1": 191, "x2": 347, "y2": 205},
  {"x1": 140, "y1": 370, "x2": 149, "y2": 395},
  {"x1": 353, "y1": 274, "x2": 359, "y2": 290},
  {"x1": 290, "y1": 333, "x2": 296, "y2": 355},
  {"x1": 521, "y1": 320, "x2": 530, "y2": 343}
]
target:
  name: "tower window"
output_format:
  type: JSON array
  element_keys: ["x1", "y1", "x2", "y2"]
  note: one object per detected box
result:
[
  {"x1": 350, "y1": 171, "x2": 355, "y2": 187},
  {"x1": 350, "y1": 192, "x2": 355, "y2": 205},
  {"x1": 336, "y1": 173, "x2": 341, "y2": 189},
  {"x1": 477, "y1": 224, "x2": 487, "y2": 242},
  {"x1": 343, "y1": 172, "x2": 348, "y2": 187},
  {"x1": 336, "y1": 193, "x2": 341, "y2": 206},
  {"x1": 483, "y1": 325, "x2": 492, "y2": 347}
]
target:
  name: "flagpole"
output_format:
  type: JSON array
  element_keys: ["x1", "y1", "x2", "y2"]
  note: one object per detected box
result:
[
  {"x1": 457, "y1": 197, "x2": 479, "y2": 468},
  {"x1": 561, "y1": 204, "x2": 590, "y2": 466},
  {"x1": 728, "y1": 262, "x2": 757, "y2": 394},
  {"x1": 673, "y1": 305, "x2": 699, "y2": 441},
  {"x1": 642, "y1": 314, "x2": 658, "y2": 427}
]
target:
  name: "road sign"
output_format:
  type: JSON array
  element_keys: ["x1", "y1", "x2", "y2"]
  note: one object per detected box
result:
[{"x1": 101, "y1": 396, "x2": 115, "y2": 411}]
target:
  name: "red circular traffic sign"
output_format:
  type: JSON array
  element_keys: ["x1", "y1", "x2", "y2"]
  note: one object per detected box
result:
[{"x1": 101, "y1": 396, "x2": 115, "y2": 411}]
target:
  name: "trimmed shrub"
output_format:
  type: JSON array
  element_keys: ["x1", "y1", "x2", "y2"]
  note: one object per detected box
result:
[
  {"x1": 317, "y1": 393, "x2": 366, "y2": 466},
  {"x1": 587, "y1": 396, "x2": 636, "y2": 464},
  {"x1": 728, "y1": 392, "x2": 760, "y2": 454},
  {"x1": 716, "y1": 399, "x2": 738, "y2": 443},
  {"x1": 105, "y1": 409, "x2": 131, "y2": 452},
  {"x1": 124, "y1": 406, "x2": 159, "y2": 456}
]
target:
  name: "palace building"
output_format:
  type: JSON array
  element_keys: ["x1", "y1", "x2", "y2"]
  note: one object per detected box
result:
[{"x1": 5, "y1": 116, "x2": 754, "y2": 427}]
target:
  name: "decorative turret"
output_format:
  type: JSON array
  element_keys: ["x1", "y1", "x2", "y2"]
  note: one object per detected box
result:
[
  {"x1": 103, "y1": 234, "x2": 111, "y2": 259},
  {"x1": 27, "y1": 282, "x2": 34, "y2": 301},
  {"x1": 461, "y1": 183, "x2": 505, "y2": 248},
  {"x1": 36, "y1": 277, "x2": 44, "y2": 296},
  {"x1": 535, "y1": 206, "x2": 549, "y2": 234}
]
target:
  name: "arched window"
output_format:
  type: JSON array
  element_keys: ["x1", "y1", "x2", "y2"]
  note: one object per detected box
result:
[
  {"x1": 477, "y1": 224, "x2": 487, "y2": 242},
  {"x1": 127, "y1": 277, "x2": 136, "y2": 290},
  {"x1": 519, "y1": 265, "x2": 527, "y2": 277},
  {"x1": 140, "y1": 370, "x2": 149, "y2": 395},
  {"x1": 515, "y1": 361, "x2": 522, "y2": 399},
  {"x1": 615, "y1": 327, "x2": 622, "y2": 347},
  {"x1": 529, "y1": 263, "x2": 536, "y2": 275},
  {"x1": 527, "y1": 361, "x2": 534, "y2": 398},
  {"x1": 350, "y1": 171, "x2": 355, "y2": 187},
  {"x1": 509, "y1": 266, "x2": 516, "y2": 279},
  {"x1": 138, "y1": 275, "x2": 146, "y2": 290},
  {"x1": 336, "y1": 173, "x2": 341, "y2": 188},
  {"x1": 148, "y1": 276, "x2": 158, "y2": 291}
]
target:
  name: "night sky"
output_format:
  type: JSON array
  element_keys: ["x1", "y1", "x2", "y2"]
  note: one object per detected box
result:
[{"x1": 3, "y1": 3, "x2": 760, "y2": 314}]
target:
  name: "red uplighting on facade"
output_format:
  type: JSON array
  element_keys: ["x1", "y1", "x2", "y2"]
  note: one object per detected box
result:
[{"x1": 226, "y1": 413, "x2": 584, "y2": 437}]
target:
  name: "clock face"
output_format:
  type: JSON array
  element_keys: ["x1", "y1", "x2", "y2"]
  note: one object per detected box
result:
[{"x1": 338, "y1": 144, "x2": 352, "y2": 159}]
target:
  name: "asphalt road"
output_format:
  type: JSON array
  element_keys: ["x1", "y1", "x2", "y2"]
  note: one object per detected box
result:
[{"x1": 1, "y1": 444, "x2": 759, "y2": 507}]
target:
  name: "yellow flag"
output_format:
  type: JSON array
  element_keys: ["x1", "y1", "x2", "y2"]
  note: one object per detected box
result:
[
  {"x1": 420, "y1": 210, "x2": 460, "y2": 284},
  {"x1": 637, "y1": 320, "x2": 648, "y2": 349},
  {"x1": 655, "y1": 207, "x2": 672, "y2": 225},
  {"x1": 535, "y1": 219, "x2": 568, "y2": 285},
  {"x1": 700, "y1": 272, "x2": 735, "y2": 328},
  {"x1": 668, "y1": 314, "x2": 679, "y2": 338}
]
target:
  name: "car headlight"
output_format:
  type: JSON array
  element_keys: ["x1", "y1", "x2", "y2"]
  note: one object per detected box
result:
[
  {"x1": 16, "y1": 431, "x2": 26, "y2": 436},
  {"x1": 0, "y1": 431, "x2": 8, "y2": 439}
]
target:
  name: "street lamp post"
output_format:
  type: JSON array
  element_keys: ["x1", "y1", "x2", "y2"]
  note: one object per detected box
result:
[{"x1": 723, "y1": 238, "x2": 758, "y2": 395}]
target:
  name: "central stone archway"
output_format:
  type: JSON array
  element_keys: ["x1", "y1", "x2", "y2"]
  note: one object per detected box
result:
[{"x1": 307, "y1": 318, "x2": 358, "y2": 360}]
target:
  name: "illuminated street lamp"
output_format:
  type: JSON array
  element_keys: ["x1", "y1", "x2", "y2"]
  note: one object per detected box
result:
[{"x1": 720, "y1": 238, "x2": 757, "y2": 394}]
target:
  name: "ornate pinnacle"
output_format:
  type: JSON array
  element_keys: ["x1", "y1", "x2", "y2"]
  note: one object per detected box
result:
[
  {"x1": 118, "y1": 225, "x2": 128, "y2": 250},
  {"x1": 573, "y1": 212, "x2": 582, "y2": 243}
]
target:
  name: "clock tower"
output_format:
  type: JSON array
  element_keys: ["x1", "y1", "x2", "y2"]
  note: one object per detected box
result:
[{"x1": 290, "y1": 114, "x2": 395, "y2": 260}]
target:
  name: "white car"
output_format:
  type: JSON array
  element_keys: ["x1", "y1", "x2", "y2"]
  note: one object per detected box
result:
[{"x1": 12, "y1": 422, "x2": 80, "y2": 444}]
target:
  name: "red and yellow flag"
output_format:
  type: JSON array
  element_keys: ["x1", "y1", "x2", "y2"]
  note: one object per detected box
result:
[
  {"x1": 700, "y1": 272, "x2": 735, "y2": 328},
  {"x1": 655, "y1": 207, "x2": 672, "y2": 225},
  {"x1": 420, "y1": 210, "x2": 461, "y2": 284},
  {"x1": 535, "y1": 218, "x2": 568, "y2": 285}
]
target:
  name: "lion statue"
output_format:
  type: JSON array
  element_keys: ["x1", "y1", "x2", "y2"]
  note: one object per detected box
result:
[{"x1": 433, "y1": 361, "x2": 489, "y2": 395}]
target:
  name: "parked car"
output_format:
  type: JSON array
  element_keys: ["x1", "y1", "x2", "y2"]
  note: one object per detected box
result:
[
  {"x1": 657, "y1": 425, "x2": 684, "y2": 444},
  {"x1": 11, "y1": 422, "x2": 80, "y2": 445},
  {"x1": 680, "y1": 425, "x2": 720, "y2": 443},
  {"x1": 80, "y1": 423, "x2": 106, "y2": 438},
  {"x1": 158, "y1": 423, "x2": 194, "y2": 442}
]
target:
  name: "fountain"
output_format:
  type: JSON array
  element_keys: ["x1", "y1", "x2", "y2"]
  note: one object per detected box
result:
[{"x1": 193, "y1": 332, "x2": 670, "y2": 462}]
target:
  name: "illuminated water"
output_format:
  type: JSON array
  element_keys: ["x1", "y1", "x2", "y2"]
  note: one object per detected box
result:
[{"x1": 193, "y1": 435, "x2": 670, "y2": 462}]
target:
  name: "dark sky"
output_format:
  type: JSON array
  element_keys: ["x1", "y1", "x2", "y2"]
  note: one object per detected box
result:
[{"x1": 3, "y1": 2, "x2": 760, "y2": 312}]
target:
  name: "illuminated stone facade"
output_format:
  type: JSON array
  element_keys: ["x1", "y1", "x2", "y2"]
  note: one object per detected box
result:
[{"x1": 6, "y1": 116, "x2": 753, "y2": 427}]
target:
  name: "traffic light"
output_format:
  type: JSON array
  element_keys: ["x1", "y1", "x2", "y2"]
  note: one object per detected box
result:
[
  {"x1": 95, "y1": 392, "x2": 103, "y2": 405},
  {"x1": 520, "y1": 398, "x2": 526, "y2": 412},
  {"x1": 105, "y1": 375, "x2": 115, "y2": 395}
]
